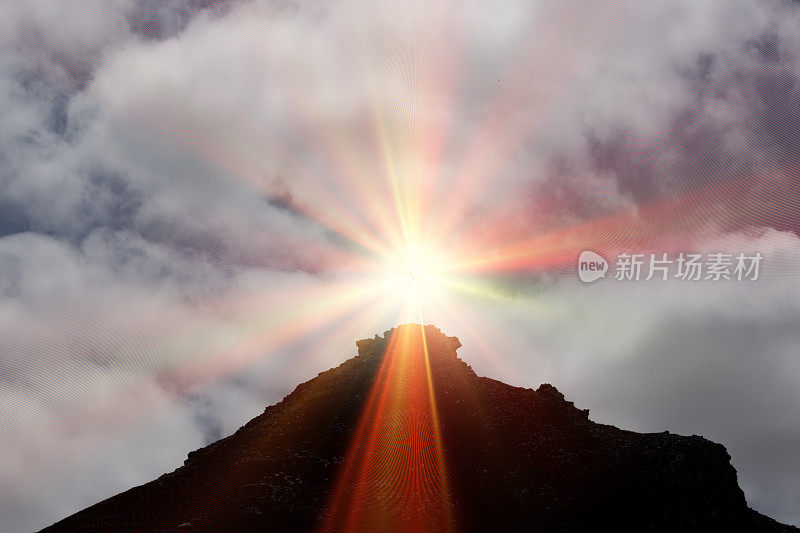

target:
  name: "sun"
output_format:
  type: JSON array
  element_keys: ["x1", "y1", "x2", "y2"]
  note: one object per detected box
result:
[
  {"x1": 398, "y1": 243, "x2": 446, "y2": 279},
  {"x1": 374, "y1": 242, "x2": 456, "y2": 320}
]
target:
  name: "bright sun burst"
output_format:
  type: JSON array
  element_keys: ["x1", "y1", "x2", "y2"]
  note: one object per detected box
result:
[
  {"x1": 158, "y1": 6, "x2": 634, "y2": 386},
  {"x1": 377, "y1": 242, "x2": 455, "y2": 319}
]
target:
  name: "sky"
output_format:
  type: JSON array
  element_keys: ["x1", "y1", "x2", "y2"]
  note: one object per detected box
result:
[{"x1": 1, "y1": 0, "x2": 800, "y2": 530}]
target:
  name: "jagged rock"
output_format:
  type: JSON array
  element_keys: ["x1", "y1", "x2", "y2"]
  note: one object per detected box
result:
[{"x1": 42, "y1": 324, "x2": 797, "y2": 532}]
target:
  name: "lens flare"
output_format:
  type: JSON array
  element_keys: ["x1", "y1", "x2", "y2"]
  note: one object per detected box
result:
[
  {"x1": 78, "y1": 6, "x2": 777, "y2": 529},
  {"x1": 321, "y1": 324, "x2": 454, "y2": 533}
]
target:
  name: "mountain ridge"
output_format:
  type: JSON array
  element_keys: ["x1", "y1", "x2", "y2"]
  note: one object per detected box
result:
[{"x1": 43, "y1": 324, "x2": 797, "y2": 532}]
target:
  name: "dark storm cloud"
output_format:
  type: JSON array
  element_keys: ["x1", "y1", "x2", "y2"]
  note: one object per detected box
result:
[
  {"x1": 2, "y1": 1, "x2": 236, "y2": 87},
  {"x1": 0, "y1": 34, "x2": 335, "y2": 273},
  {"x1": 127, "y1": 0, "x2": 237, "y2": 40},
  {"x1": 554, "y1": 10, "x2": 800, "y2": 235}
]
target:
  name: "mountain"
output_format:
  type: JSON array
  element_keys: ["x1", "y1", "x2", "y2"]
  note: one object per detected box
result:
[{"x1": 43, "y1": 324, "x2": 796, "y2": 532}]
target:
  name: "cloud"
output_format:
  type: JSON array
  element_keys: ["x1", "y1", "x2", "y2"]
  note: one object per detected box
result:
[
  {"x1": 439, "y1": 228, "x2": 800, "y2": 527},
  {"x1": 1, "y1": 0, "x2": 800, "y2": 530},
  {"x1": 534, "y1": 1, "x2": 800, "y2": 234}
]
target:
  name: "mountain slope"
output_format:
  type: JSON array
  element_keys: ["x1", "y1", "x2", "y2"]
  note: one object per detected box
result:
[{"x1": 43, "y1": 324, "x2": 797, "y2": 532}]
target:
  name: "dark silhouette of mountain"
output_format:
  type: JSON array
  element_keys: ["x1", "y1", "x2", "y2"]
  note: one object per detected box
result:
[{"x1": 43, "y1": 324, "x2": 796, "y2": 532}]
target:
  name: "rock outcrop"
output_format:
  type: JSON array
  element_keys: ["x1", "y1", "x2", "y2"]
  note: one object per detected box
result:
[{"x1": 43, "y1": 324, "x2": 797, "y2": 532}]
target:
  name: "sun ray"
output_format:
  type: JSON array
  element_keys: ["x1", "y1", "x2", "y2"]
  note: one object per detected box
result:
[{"x1": 321, "y1": 324, "x2": 455, "y2": 533}]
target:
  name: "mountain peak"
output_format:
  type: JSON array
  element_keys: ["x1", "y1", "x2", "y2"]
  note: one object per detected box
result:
[
  {"x1": 355, "y1": 323, "x2": 461, "y2": 357},
  {"x1": 43, "y1": 325, "x2": 797, "y2": 532}
]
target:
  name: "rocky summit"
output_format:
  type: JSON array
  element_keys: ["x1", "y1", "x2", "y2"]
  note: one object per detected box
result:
[{"x1": 43, "y1": 324, "x2": 797, "y2": 532}]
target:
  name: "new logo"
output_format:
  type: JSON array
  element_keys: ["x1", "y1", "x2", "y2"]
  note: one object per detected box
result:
[{"x1": 578, "y1": 251, "x2": 608, "y2": 283}]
